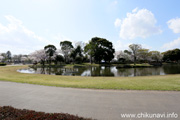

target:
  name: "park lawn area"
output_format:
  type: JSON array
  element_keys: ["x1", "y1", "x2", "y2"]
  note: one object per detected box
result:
[{"x1": 0, "y1": 65, "x2": 180, "y2": 91}]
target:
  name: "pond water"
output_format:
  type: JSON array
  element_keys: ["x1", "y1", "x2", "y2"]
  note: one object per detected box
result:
[
  {"x1": 17, "y1": 68, "x2": 35, "y2": 74},
  {"x1": 18, "y1": 64, "x2": 180, "y2": 77}
]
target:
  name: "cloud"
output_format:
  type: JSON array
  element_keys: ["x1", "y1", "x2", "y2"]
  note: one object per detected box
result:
[
  {"x1": 141, "y1": 44, "x2": 152, "y2": 49},
  {"x1": 112, "y1": 0, "x2": 118, "y2": 5},
  {"x1": 132, "y1": 7, "x2": 138, "y2": 13},
  {"x1": 53, "y1": 33, "x2": 84, "y2": 48},
  {"x1": 162, "y1": 37, "x2": 180, "y2": 50},
  {"x1": 114, "y1": 18, "x2": 121, "y2": 27},
  {"x1": 115, "y1": 8, "x2": 162, "y2": 39},
  {"x1": 52, "y1": 33, "x2": 74, "y2": 46},
  {"x1": 114, "y1": 40, "x2": 130, "y2": 51},
  {"x1": 114, "y1": 40, "x2": 152, "y2": 52},
  {"x1": 167, "y1": 18, "x2": 180, "y2": 33},
  {"x1": 0, "y1": 15, "x2": 50, "y2": 54}
]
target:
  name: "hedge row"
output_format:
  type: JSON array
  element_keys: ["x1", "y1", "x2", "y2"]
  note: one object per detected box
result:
[
  {"x1": 0, "y1": 106, "x2": 92, "y2": 120},
  {"x1": 0, "y1": 63, "x2": 6, "y2": 66}
]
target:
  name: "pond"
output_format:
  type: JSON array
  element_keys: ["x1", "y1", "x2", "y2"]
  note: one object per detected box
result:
[{"x1": 18, "y1": 64, "x2": 180, "y2": 77}]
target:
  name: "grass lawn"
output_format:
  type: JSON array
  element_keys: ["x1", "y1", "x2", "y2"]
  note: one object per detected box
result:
[{"x1": 0, "y1": 65, "x2": 180, "y2": 91}]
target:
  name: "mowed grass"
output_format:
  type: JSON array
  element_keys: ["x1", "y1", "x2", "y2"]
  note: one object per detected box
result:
[{"x1": 0, "y1": 65, "x2": 180, "y2": 91}]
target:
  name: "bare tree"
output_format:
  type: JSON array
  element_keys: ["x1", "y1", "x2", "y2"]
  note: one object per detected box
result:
[{"x1": 128, "y1": 44, "x2": 142, "y2": 65}]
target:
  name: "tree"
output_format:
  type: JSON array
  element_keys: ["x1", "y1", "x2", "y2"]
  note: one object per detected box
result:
[
  {"x1": 124, "y1": 50, "x2": 132, "y2": 55},
  {"x1": 85, "y1": 37, "x2": 115, "y2": 64},
  {"x1": 117, "y1": 51, "x2": 131, "y2": 63},
  {"x1": 75, "y1": 41, "x2": 86, "y2": 49},
  {"x1": 149, "y1": 51, "x2": 162, "y2": 62},
  {"x1": 138, "y1": 49, "x2": 150, "y2": 62},
  {"x1": 84, "y1": 40, "x2": 96, "y2": 64},
  {"x1": 70, "y1": 49, "x2": 77, "y2": 64},
  {"x1": 99, "y1": 39, "x2": 115, "y2": 63},
  {"x1": 162, "y1": 49, "x2": 180, "y2": 62},
  {"x1": 0, "y1": 55, "x2": 4, "y2": 62},
  {"x1": 12, "y1": 54, "x2": 22, "y2": 64},
  {"x1": 6, "y1": 51, "x2": 12, "y2": 62},
  {"x1": 1, "y1": 53, "x2": 6, "y2": 62},
  {"x1": 70, "y1": 45, "x2": 83, "y2": 64},
  {"x1": 75, "y1": 45, "x2": 83, "y2": 57},
  {"x1": 44, "y1": 45, "x2": 57, "y2": 65},
  {"x1": 30, "y1": 49, "x2": 47, "y2": 65},
  {"x1": 60, "y1": 41, "x2": 73, "y2": 63},
  {"x1": 127, "y1": 44, "x2": 142, "y2": 65},
  {"x1": 55, "y1": 55, "x2": 64, "y2": 65}
]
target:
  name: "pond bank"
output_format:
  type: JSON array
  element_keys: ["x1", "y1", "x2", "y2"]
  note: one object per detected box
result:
[
  {"x1": 31, "y1": 63, "x2": 155, "y2": 69},
  {"x1": 116, "y1": 64, "x2": 153, "y2": 68},
  {"x1": 0, "y1": 65, "x2": 180, "y2": 91}
]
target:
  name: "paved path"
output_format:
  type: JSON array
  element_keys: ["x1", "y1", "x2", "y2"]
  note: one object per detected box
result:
[{"x1": 0, "y1": 81, "x2": 180, "y2": 120}]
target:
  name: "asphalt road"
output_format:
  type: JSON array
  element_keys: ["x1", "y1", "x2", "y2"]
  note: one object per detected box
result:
[{"x1": 0, "y1": 81, "x2": 180, "y2": 120}]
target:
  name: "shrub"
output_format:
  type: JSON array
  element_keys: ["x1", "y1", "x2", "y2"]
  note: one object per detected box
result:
[
  {"x1": 0, "y1": 63, "x2": 6, "y2": 66},
  {"x1": 75, "y1": 57, "x2": 83, "y2": 64},
  {"x1": 0, "y1": 106, "x2": 92, "y2": 120},
  {"x1": 123, "y1": 64, "x2": 132, "y2": 68}
]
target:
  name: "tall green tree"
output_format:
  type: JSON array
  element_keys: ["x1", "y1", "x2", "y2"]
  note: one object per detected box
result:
[
  {"x1": 70, "y1": 49, "x2": 77, "y2": 64},
  {"x1": 85, "y1": 37, "x2": 115, "y2": 64},
  {"x1": 84, "y1": 40, "x2": 96, "y2": 64},
  {"x1": 70, "y1": 45, "x2": 83, "y2": 64},
  {"x1": 55, "y1": 55, "x2": 64, "y2": 65},
  {"x1": 75, "y1": 45, "x2": 83, "y2": 57},
  {"x1": 6, "y1": 51, "x2": 12, "y2": 62},
  {"x1": 44, "y1": 44, "x2": 57, "y2": 65},
  {"x1": 162, "y1": 49, "x2": 180, "y2": 62},
  {"x1": 60, "y1": 41, "x2": 73, "y2": 63},
  {"x1": 97, "y1": 38, "x2": 115, "y2": 63}
]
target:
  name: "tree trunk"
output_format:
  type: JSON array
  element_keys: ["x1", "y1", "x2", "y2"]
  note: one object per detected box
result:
[
  {"x1": 134, "y1": 56, "x2": 136, "y2": 65},
  {"x1": 90, "y1": 54, "x2": 92, "y2": 64},
  {"x1": 49, "y1": 57, "x2": 51, "y2": 66}
]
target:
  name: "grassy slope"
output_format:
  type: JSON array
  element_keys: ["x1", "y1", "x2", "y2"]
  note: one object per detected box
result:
[{"x1": 0, "y1": 65, "x2": 180, "y2": 91}]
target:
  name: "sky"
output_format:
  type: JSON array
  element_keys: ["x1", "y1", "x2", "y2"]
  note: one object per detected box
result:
[{"x1": 0, "y1": 0, "x2": 180, "y2": 55}]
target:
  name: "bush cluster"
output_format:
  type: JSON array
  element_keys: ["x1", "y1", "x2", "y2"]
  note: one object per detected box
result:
[
  {"x1": 0, "y1": 63, "x2": 6, "y2": 66},
  {"x1": 0, "y1": 106, "x2": 92, "y2": 120}
]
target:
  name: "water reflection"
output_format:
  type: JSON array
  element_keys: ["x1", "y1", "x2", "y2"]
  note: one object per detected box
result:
[{"x1": 18, "y1": 64, "x2": 180, "y2": 77}]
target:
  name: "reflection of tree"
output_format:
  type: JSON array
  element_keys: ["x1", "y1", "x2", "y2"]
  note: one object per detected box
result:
[
  {"x1": 56, "y1": 67, "x2": 88, "y2": 76},
  {"x1": 55, "y1": 68, "x2": 63, "y2": 75},
  {"x1": 33, "y1": 67, "x2": 87, "y2": 76},
  {"x1": 46, "y1": 67, "x2": 52, "y2": 75},
  {"x1": 76, "y1": 67, "x2": 88, "y2": 76},
  {"x1": 52, "y1": 67, "x2": 59, "y2": 75},
  {"x1": 31, "y1": 64, "x2": 180, "y2": 76},
  {"x1": 163, "y1": 64, "x2": 180, "y2": 74},
  {"x1": 41, "y1": 67, "x2": 45, "y2": 74},
  {"x1": 117, "y1": 67, "x2": 162, "y2": 77},
  {"x1": 135, "y1": 68, "x2": 161, "y2": 76},
  {"x1": 33, "y1": 66, "x2": 37, "y2": 71},
  {"x1": 89, "y1": 66, "x2": 114, "y2": 76},
  {"x1": 91, "y1": 67, "x2": 101, "y2": 76},
  {"x1": 101, "y1": 67, "x2": 114, "y2": 76},
  {"x1": 117, "y1": 68, "x2": 134, "y2": 77},
  {"x1": 134, "y1": 68, "x2": 137, "y2": 76}
]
